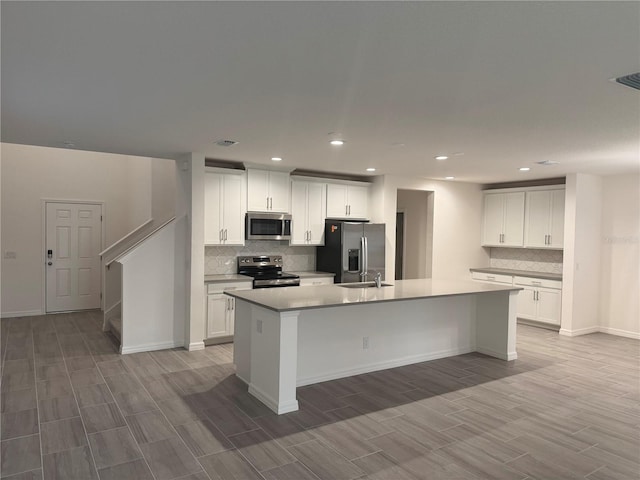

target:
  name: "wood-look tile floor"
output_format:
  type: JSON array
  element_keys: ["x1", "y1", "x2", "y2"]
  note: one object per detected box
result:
[{"x1": 1, "y1": 311, "x2": 639, "y2": 479}]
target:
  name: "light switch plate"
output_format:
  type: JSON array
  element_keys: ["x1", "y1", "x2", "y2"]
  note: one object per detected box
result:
[{"x1": 4, "y1": 251, "x2": 17, "y2": 259}]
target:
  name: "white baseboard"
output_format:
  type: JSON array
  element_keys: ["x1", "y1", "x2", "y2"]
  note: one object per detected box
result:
[
  {"x1": 187, "y1": 341, "x2": 205, "y2": 351},
  {"x1": 121, "y1": 340, "x2": 184, "y2": 355},
  {"x1": 1, "y1": 309, "x2": 44, "y2": 319},
  {"x1": 296, "y1": 345, "x2": 474, "y2": 387},
  {"x1": 476, "y1": 347, "x2": 518, "y2": 361},
  {"x1": 248, "y1": 384, "x2": 299, "y2": 414},
  {"x1": 559, "y1": 326, "x2": 600, "y2": 337},
  {"x1": 597, "y1": 327, "x2": 640, "y2": 339}
]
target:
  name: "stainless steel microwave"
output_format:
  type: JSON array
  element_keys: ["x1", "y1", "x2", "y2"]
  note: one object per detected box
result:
[{"x1": 246, "y1": 212, "x2": 292, "y2": 241}]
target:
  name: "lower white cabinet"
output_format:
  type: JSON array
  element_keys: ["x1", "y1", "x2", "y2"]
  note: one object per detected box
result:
[
  {"x1": 470, "y1": 271, "x2": 513, "y2": 285},
  {"x1": 514, "y1": 276, "x2": 562, "y2": 325},
  {"x1": 471, "y1": 271, "x2": 562, "y2": 326},
  {"x1": 299, "y1": 275, "x2": 334, "y2": 286},
  {"x1": 206, "y1": 280, "x2": 252, "y2": 340}
]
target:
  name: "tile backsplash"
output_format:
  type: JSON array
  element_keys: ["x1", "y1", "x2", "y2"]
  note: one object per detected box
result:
[
  {"x1": 490, "y1": 248, "x2": 563, "y2": 274},
  {"x1": 205, "y1": 241, "x2": 316, "y2": 274}
]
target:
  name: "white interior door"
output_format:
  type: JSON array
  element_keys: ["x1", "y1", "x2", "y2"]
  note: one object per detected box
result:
[{"x1": 46, "y1": 202, "x2": 102, "y2": 312}]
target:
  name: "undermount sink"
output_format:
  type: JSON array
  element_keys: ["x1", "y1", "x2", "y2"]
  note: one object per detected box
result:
[{"x1": 339, "y1": 282, "x2": 393, "y2": 289}]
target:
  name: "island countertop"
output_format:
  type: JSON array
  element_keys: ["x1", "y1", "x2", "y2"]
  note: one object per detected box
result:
[{"x1": 225, "y1": 278, "x2": 521, "y2": 312}]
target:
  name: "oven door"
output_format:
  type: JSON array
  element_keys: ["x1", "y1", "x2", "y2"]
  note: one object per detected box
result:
[{"x1": 246, "y1": 213, "x2": 292, "y2": 240}]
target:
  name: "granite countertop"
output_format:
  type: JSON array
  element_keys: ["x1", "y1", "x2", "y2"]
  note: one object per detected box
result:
[
  {"x1": 204, "y1": 274, "x2": 252, "y2": 283},
  {"x1": 225, "y1": 278, "x2": 521, "y2": 312},
  {"x1": 287, "y1": 271, "x2": 336, "y2": 278},
  {"x1": 469, "y1": 267, "x2": 562, "y2": 281}
]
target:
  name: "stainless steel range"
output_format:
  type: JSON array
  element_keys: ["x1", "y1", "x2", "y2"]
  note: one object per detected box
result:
[{"x1": 237, "y1": 255, "x2": 300, "y2": 288}]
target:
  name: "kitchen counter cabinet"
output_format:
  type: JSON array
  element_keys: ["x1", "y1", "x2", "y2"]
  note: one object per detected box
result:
[
  {"x1": 205, "y1": 278, "x2": 252, "y2": 342},
  {"x1": 228, "y1": 279, "x2": 520, "y2": 414},
  {"x1": 470, "y1": 267, "x2": 562, "y2": 281}
]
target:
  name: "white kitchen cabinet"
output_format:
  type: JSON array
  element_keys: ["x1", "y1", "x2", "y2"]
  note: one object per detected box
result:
[
  {"x1": 247, "y1": 169, "x2": 290, "y2": 213},
  {"x1": 524, "y1": 189, "x2": 565, "y2": 249},
  {"x1": 206, "y1": 280, "x2": 252, "y2": 340},
  {"x1": 204, "y1": 169, "x2": 245, "y2": 245},
  {"x1": 470, "y1": 271, "x2": 514, "y2": 285},
  {"x1": 482, "y1": 192, "x2": 525, "y2": 247},
  {"x1": 326, "y1": 183, "x2": 369, "y2": 219},
  {"x1": 299, "y1": 275, "x2": 334, "y2": 286},
  {"x1": 291, "y1": 180, "x2": 327, "y2": 245},
  {"x1": 514, "y1": 276, "x2": 562, "y2": 325}
]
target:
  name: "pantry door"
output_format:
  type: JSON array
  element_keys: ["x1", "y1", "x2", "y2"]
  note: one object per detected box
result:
[{"x1": 45, "y1": 202, "x2": 102, "y2": 312}]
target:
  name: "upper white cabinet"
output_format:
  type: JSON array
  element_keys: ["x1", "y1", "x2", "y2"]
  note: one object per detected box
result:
[
  {"x1": 482, "y1": 192, "x2": 525, "y2": 247},
  {"x1": 204, "y1": 169, "x2": 245, "y2": 245},
  {"x1": 524, "y1": 189, "x2": 565, "y2": 249},
  {"x1": 290, "y1": 180, "x2": 327, "y2": 245},
  {"x1": 247, "y1": 169, "x2": 290, "y2": 213},
  {"x1": 326, "y1": 183, "x2": 369, "y2": 220}
]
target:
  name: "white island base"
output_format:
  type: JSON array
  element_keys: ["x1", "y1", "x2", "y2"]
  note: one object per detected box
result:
[{"x1": 230, "y1": 281, "x2": 519, "y2": 414}]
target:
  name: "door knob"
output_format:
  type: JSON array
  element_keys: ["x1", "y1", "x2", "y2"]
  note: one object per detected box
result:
[{"x1": 47, "y1": 262, "x2": 53, "y2": 266}]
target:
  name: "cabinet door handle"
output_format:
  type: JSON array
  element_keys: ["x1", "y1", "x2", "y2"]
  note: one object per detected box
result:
[
  {"x1": 224, "y1": 229, "x2": 228, "y2": 240},
  {"x1": 348, "y1": 205, "x2": 351, "y2": 215},
  {"x1": 220, "y1": 229, "x2": 223, "y2": 242},
  {"x1": 270, "y1": 197, "x2": 273, "y2": 209},
  {"x1": 345, "y1": 205, "x2": 348, "y2": 215},
  {"x1": 308, "y1": 231, "x2": 312, "y2": 242},
  {"x1": 548, "y1": 234, "x2": 551, "y2": 245}
]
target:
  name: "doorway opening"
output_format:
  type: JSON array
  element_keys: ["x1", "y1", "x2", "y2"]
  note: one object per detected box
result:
[
  {"x1": 396, "y1": 189, "x2": 434, "y2": 280},
  {"x1": 44, "y1": 201, "x2": 103, "y2": 313}
]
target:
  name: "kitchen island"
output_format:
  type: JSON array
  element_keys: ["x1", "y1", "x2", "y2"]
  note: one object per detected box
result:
[{"x1": 226, "y1": 279, "x2": 521, "y2": 414}]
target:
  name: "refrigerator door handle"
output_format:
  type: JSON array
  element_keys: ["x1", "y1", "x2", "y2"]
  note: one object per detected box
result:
[{"x1": 361, "y1": 236, "x2": 368, "y2": 279}]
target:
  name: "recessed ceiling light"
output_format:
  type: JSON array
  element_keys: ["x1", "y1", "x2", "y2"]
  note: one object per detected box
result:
[
  {"x1": 445, "y1": 176, "x2": 455, "y2": 180},
  {"x1": 366, "y1": 168, "x2": 376, "y2": 172},
  {"x1": 271, "y1": 157, "x2": 282, "y2": 162},
  {"x1": 330, "y1": 139, "x2": 345, "y2": 146},
  {"x1": 519, "y1": 167, "x2": 531, "y2": 172},
  {"x1": 435, "y1": 155, "x2": 448, "y2": 161}
]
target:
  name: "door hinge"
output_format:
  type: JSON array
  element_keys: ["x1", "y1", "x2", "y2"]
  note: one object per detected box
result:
[
  {"x1": 100, "y1": 215, "x2": 103, "y2": 221},
  {"x1": 100, "y1": 293, "x2": 103, "y2": 299}
]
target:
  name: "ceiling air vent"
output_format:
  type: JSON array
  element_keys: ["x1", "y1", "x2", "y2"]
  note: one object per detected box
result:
[
  {"x1": 536, "y1": 160, "x2": 559, "y2": 166},
  {"x1": 614, "y1": 72, "x2": 640, "y2": 91},
  {"x1": 214, "y1": 139, "x2": 239, "y2": 147}
]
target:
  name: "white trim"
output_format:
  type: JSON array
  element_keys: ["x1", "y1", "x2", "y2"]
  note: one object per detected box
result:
[
  {"x1": 187, "y1": 341, "x2": 205, "y2": 351},
  {"x1": 120, "y1": 340, "x2": 184, "y2": 355},
  {"x1": 559, "y1": 326, "x2": 600, "y2": 337},
  {"x1": 100, "y1": 218, "x2": 153, "y2": 257},
  {"x1": 42, "y1": 199, "x2": 105, "y2": 314},
  {"x1": 476, "y1": 346, "x2": 518, "y2": 361},
  {"x1": 1, "y1": 309, "x2": 44, "y2": 319},
  {"x1": 248, "y1": 384, "x2": 299, "y2": 414},
  {"x1": 595, "y1": 327, "x2": 640, "y2": 339},
  {"x1": 296, "y1": 345, "x2": 474, "y2": 387},
  {"x1": 484, "y1": 185, "x2": 566, "y2": 194}
]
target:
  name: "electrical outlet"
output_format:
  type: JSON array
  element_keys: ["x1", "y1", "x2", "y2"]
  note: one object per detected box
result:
[
  {"x1": 362, "y1": 336, "x2": 369, "y2": 349},
  {"x1": 256, "y1": 319, "x2": 263, "y2": 334}
]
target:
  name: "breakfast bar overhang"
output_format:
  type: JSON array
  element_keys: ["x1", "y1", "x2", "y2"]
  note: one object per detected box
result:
[{"x1": 226, "y1": 279, "x2": 521, "y2": 414}]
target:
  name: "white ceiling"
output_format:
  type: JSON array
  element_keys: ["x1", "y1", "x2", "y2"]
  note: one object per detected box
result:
[{"x1": 2, "y1": 1, "x2": 639, "y2": 183}]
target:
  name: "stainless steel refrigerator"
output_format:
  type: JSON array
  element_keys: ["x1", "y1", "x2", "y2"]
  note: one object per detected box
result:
[{"x1": 316, "y1": 220, "x2": 385, "y2": 283}]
